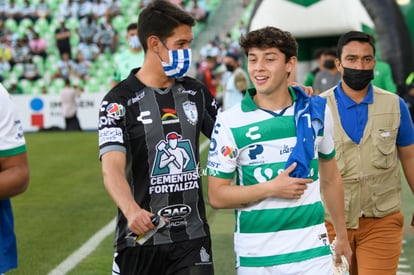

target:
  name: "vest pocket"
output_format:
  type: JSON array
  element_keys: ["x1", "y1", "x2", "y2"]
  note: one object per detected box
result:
[
  {"x1": 370, "y1": 184, "x2": 401, "y2": 217},
  {"x1": 371, "y1": 127, "x2": 398, "y2": 169}
]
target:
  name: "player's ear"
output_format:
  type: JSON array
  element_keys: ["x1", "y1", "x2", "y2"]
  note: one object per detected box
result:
[{"x1": 148, "y1": 36, "x2": 162, "y2": 54}]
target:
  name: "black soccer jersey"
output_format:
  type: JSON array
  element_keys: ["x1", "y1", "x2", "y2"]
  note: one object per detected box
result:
[{"x1": 98, "y1": 69, "x2": 217, "y2": 251}]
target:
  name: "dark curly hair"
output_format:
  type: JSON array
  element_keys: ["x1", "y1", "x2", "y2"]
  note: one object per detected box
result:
[{"x1": 239, "y1": 26, "x2": 298, "y2": 63}]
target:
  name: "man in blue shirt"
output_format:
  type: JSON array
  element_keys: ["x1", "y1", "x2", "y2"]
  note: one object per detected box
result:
[{"x1": 321, "y1": 31, "x2": 414, "y2": 275}]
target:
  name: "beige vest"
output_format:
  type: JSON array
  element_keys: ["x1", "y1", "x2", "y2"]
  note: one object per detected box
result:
[{"x1": 321, "y1": 86, "x2": 401, "y2": 228}]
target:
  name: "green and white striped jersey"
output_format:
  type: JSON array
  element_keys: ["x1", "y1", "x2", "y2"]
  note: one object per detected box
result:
[{"x1": 207, "y1": 88, "x2": 335, "y2": 267}]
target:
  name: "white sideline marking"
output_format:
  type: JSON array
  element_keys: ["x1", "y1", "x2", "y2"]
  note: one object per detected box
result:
[
  {"x1": 48, "y1": 139, "x2": 211, "y2": 274},
  {"x1": 48, "y1": 217, "x2": 116, "y2": 275}
]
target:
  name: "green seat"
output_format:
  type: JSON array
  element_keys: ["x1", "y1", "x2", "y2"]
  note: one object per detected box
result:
[
  {"x1": 4, "y1": 18, "x2": 18, "y2": 32},
  {"x1": 19, "y1": 18, "x2": 33, "y2": 29},
  {"x1": 112, "y1": 15, "x2": 126, "y2": 33},
  {"x1": 19, "y1": 79, "x2": 33, "y2": 94},
  {"x1": 85, "y1": 77, "x2": 102, "y2": 93},
  {"x1": 34, "y1": 17, "x2": 50, "y2": 35}
]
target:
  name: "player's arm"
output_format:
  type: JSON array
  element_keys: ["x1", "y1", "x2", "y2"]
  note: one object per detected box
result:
[
  {"x1": 398, "y1": 143, "x2": 414, "y2": 195},
  {"x1": 0, "y1": 152, "x2": 29, "y2": 199},
  {"x1": 101, "y1": 150, "x2": 155, "y2": 234},
  {"x1": 208, "y1": 163, "x2": 312, "y2": 209},
  {"x1": 319, "y1": 157, "x2": 352, "y2": 265}
]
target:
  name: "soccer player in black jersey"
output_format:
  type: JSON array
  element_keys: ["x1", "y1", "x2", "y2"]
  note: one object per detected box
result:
[{"x1": 98, "y1": 0, "x2": 217, "y2": 274}]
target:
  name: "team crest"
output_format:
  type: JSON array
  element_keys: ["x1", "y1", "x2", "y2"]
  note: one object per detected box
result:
[{"x1": 182, "y1": 101, "x2": 198, "y2": 125}]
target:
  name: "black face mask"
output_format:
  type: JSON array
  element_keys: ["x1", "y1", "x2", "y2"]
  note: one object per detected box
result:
[
  {"x1": 342, "y1": 67, "x2": 374, "y2": 90},
  {"x1": 324, "y1": 60, "x2": 335, "y2": 70},
  {"x1": 225, "y1": 64, "x2": 235, "y2": 72}
]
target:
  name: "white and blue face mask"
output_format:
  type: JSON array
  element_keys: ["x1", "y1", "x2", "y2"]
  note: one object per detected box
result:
[
  {"x1": 161, "y1": 48, "x2": 192, "y2": 78},
  {"x1": 128, "y1": 35, "x2": 141, "y2": 49}
]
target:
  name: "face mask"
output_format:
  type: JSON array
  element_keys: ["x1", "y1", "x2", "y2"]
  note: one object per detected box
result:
[
  {"x1": 342, "y1": 67, "x2": 373, "y2": 90},
  {"x1": 225, "y1": 64, "x2": 235, "y2": 72},
  {"x1": 128, "y1": 35, "x2": 141, "y2": 49},
  {"x1": 161, "y1": 48, "x2": 192, "y2": 78},
  {"x1": 324, "y1": 60, "x2": 335, "y2": 70}
]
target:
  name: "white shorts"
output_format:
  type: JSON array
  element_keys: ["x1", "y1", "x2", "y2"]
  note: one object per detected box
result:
[{"x1": 236, "y1": 255, "x2": 332, "y2": 275}]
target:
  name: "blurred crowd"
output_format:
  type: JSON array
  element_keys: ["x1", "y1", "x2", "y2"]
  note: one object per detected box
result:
[{"x1": 0, "y1": 0, "x2": 213, "y2": 95}]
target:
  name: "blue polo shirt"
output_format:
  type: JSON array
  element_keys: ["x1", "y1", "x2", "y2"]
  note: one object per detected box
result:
[
  {"x1": 334, "y1": 82, "x2": 414, "y2": 145},
  {"x1": 0, "y1": 200, "x2": 17, "y2": 273}
]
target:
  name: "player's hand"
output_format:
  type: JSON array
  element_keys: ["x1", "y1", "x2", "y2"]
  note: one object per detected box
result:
[
  {"x1": 291, "y1": 82, "x2": 314, "y2": 96},
  {"x1": 332, "y1": 237, "x2": 352, "y2": 270},
  {"x1": 125, "y1": 206, "x2": 156, "y2": 235},
  {"x1": 266, "y1": 162, "x2": 313, "y2": 199}
]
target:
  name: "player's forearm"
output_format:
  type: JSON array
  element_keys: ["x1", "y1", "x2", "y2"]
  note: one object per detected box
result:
[
  {"x1": 208, "y1": 176, "x2": 268, "y2": 209},
  {"x1": 0, "y1": 166, "x2": 29, "y2": 199},
  {"x1": 321, "y1": 181, "x2": 348, "y2": 239},
  {"x1": 0, "y1": 155, "x2": 29, "y2": 199}
]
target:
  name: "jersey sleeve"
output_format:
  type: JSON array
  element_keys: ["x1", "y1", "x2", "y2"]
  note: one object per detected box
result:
[
  {"x1": 0, "y1": 84, "x2": 26, "y2": 157},
  {"x1": 201, "y1": 82, "x2": 218, "y2": 138},
  {"x1": 397, "y1": 96, "x2": 414, "y2": 146},
  {"x1": 317, "y1": 104, "x2": 336, "y2": 159},
  {"x1": 206, "y1": 114, "x2": 237, "y2": 179},
  {"x1": 98, "y1": 92, "x2": 127, "y2": 158}
]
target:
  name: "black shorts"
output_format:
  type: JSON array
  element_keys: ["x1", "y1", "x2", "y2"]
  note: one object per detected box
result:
[{"x1": 112, "y1": 236, "x2": 214, "y2": 275}]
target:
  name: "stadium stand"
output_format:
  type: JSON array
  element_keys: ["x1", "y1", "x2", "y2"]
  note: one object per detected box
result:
[{"x1": 2, "y1": 0, "x2": 224, "y2": 95}]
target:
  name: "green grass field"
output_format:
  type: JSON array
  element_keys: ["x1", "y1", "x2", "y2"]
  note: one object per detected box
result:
[{"x1": 8, "y1": 132, "x2": 414, "y2": 274}]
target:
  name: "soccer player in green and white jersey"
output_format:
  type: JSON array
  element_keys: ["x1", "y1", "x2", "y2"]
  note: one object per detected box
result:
[
  {"x1": 206, "y1": 26, "x2": 352, "y2": 275},
  {"x1": 110, "y1": 23, "x2": 145, "y2": 88}
]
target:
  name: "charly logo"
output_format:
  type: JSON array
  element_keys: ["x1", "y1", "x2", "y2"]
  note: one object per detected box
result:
[
  {"x1": 246, "y1": 126, "x2": 261, "y2": 140},
  {"x1": 137, "y1": 110, "x2": 152, "y2": 124}
]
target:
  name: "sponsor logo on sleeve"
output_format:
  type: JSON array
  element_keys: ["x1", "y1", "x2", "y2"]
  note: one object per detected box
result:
[
  {"x1": 106, "y1": 103, "x2": 125, "y2": 120},
  {"x1": 99, "y1": 127, "x2": 123, "y2": 146}
]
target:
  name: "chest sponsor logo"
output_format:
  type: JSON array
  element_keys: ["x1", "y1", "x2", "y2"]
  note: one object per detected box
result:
[
  {"x1": 183, "y1": 101, "x2": 198, "y2": 125},
  {"x1": 247, "y1": 144, "x2": 265, "y2": 165},
  {"x1": 253, "y1": 167, "x2": 274, "y2": 183},
  {"x1": 280, "y1": 144, "x2": 294, "y2": 155},
  {"x1": 161, "y1": 108, "x2": 179, "y2": 125},
  {"x1": 150, "y1": 132, "x2": 199, "y2": 194},
  {"x1": 158, "y1": 204, "x2": 191, "y2": 227}
]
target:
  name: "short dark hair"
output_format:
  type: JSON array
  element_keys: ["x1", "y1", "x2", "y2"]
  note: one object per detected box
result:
[
  {"x1": 336, "y1": 31, "x2": 375, "y2": 59},
  {"x1": 225, "y1": 52, "x2": 240, "y2": 61},
  {"x1": 323, "y1": 47, "x2": 337, "y2": 58},
  {"x1": 137, "y1": 0, "x2": 195, "y2": 52},
  {"x1": 127, "y1": 23, "x2": 138, "y2": 32},
  {"x1": 239, "y1": 26, "x2": 298, "y2": 63}
]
